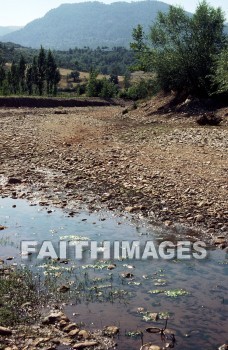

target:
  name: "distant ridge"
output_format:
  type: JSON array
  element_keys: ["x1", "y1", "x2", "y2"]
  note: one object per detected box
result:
[
  {"x1": 0, "y1": 1, "x2": 171, "y2": 50},
  {"x1": 0, "y1": 26, "x2": 22, "y2": 37}
]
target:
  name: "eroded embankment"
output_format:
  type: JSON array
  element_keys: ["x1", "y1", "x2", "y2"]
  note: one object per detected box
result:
[{"x1": 0, "y1": 96, "x2": 125, "y2": 108}]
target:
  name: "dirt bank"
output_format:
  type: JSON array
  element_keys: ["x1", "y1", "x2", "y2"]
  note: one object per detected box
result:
[
  {"x1": 0, "y1": 96, "x2": 126, "y2": 108},
  {"x1": 0, "y1": 94, "x2": 227, "y2": 243}
]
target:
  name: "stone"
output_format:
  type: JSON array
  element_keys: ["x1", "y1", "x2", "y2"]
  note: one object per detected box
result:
[
  {"x1": 103, "y1": 326, "x2": 119, "y2": 336},
  {"x1": 195, "y1": 214, "x2": 204, "y2": 222},
  {"x1": 0, "y1": 326, "x2": 13, "y2": 335},
  {"x1": 218, "y1": 345, "x2": 228, "y2": 350},
  {"x1": 73, "y1": 341, "x2": 98, "y2": 349},
  {"x1": 140, "y1": 344, "x2": 161, "y2": 350},
  {"x1": 164, "y1": 220, "x2": 172, "y2": 227},
  {"x1": 213, "y1": 236, "x2": 226, "y2": 245},
  {"x1": 124, "y1": 206, "x2": 135, "y2": 213},
  {"x1": 58, "y1": 285, "x2": 70, "y2": 293},
  {"x1": 7, "y1": 177, "x2": 22, "y2": 185},
  {"x1": 148, "y1": 312, "x2": 159, "y2": 321},
  {"x1": 107, "y1": 264, "x2": 116, "y2": 270},
  {"x1": 68, "y1": 328, "x2": 80, "y2": 337},
  {"x1": 42, "y1": 311, "x2": 69, "y2": 324},
  {"x1": 63, "y1": 323, "x2": 79, "y2": 333},
  {"x1": 78, "y1": 330, "x2": 90, "y2": 339},
  {"x1": 121, "y1": 272, "x2": 133, "y2": 278}
]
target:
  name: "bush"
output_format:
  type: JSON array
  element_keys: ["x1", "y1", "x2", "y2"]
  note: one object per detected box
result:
[
  {"x1": 119, "y1": 79, "x2": 157, "y2": 100},
  {"x1": 86, "y1": 71, "x2": 118, "y2": 98},
  {"x1": 99, "y1": 78, "x2": 118, "y2": 98},
  {"x1": 131, "y1": 1, "x2": 226, "y2": 96}
]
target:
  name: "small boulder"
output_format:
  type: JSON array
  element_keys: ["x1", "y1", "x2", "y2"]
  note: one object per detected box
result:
[
  {"x1": 103, "y1": 325, "x2": 119, "y2": 336},
  {"x1": 42, "y1": 311, "x2": 69, "y2": 325},
  {"x1": 7, "y1": 177, "x2": 22, "y2": 185},
  {"x1": 0, "y1": 326, "x2": 13, "y2": 335}
]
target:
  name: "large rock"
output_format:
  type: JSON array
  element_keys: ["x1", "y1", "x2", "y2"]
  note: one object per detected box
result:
[
  {"x1": 7, "y1": 177, "x2": 22, "y2": 185},
  {"x1": 42, "y1": 311, "x2": 69, "y2": 325},
  {"x1": 0, "y1": 326, "x2": 13, "y2": 335}
]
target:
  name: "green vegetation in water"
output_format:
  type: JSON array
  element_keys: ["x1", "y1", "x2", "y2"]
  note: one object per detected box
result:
[
  {"x1": 81, "y1": 260, "x2": 113, "y2": 270},
  {"x1": 125, "y1": 330, "x2": 143, "y2": 338},
  {"x1": 148, "y1": 289, "x2": 190, "y2": 297},
  {"x1": 0, "y1": 266, "x2": 51, "y2": 326},
  {"x1": 153, "y1": 278, "x2": 167, "y2": 286},
  {"x1": 60, "y1": 234, "x2": 90, "y2": 241}
]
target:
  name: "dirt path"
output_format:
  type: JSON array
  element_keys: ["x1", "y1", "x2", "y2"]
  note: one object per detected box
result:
[{"x1": 0, "y1": 95, "x2": 227, "y2": 244}]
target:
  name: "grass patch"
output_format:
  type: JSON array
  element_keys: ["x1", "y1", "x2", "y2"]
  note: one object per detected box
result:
[{"x1": 0, "y1": 266, "x2": 48, "y2": 326}]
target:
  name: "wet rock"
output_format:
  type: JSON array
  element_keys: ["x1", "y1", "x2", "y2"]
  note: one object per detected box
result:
[
  {"x1": 63, "y1": 323, "x2": 79, "y2": 333},
  {"x1": 213, "y1": 236, "x2": 227, "y2": 245},
  {"x1": 140, "y1": 344, "x2": 161, "y2": 350},
  {"x1": 121, "y1": 272, "x2": 134, "y2": 278},
  {"x1": 218, "y1": 345, "x2": 228, "y2": 350},
  {"x1": 59, "y1": 320, "x2": 68, "y2": 328},
  {"x1": 58, "y1": 285, "x2": 70, "y2": 293},
  {"x1": 32, "y1": 337, "x2": 51, "y2": 346},
  {"x1": 107, "y1": 264, "x2": 116, "y2": 270},
  {"x1": 78, "y1": 330, "x2": 90, "y2": 339},
  {"x1": 42, "y1": 311, "x2": 69, "y2": 325},
  {"x1": 0, "y1": 225, "x2": 7, "y2": 230},
  {"x1": 68, "y1": 328, "x2": 80, "y2": 337},
  {"x1": 103, "y1": 326, "x2": 119, "y2": 336},
  {"x1": 73, "y1": 341, "x2": 98, "y2": 349},
  {"x1": 164, "y1": 220, "x2": 172, "y2": 227},
  {"x1": 163, "y1": 328, "x2": 176, "y2": 336},
  {"x1": 61, "y1": 337, "x2": 73, "y2": 345},
  {"x1": 147, "y1": 312, "x2": 159, "y2": 321},
  {"x1": 146, "y1": 327, "x2": 161, "y2": 334}
]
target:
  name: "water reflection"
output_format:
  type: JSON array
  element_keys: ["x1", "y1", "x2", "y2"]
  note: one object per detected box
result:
[{"x1": 0, "y1": 197, "x2": 227, "y2": 349}]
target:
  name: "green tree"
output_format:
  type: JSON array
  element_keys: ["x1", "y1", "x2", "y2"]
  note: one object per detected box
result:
[
  {"x1": 18, "y1": 55, "x2": 26, "y2": 93},
  {"x1": 37, "y1": 46, "x2": 46, "y2": 95},
  {"x1": 99, "y1": 78, "x2": 117, "y2": 98},
  {"x1": 0, "y1": 64, "x2": 6, "y2": 88},
  {"x1": 86, "y1": 69, "x2": 101, "y2": 97},
  {"x1": 130, "y1": 24, "x2": 151, "y2": 71},
  {"x1": 26, "y1": 65, "x2": 34, "y2": 95},
  {"x1": 131, "y1": 1, "x2": 226, "y2": 96},
  {"x1": 69, "y1": 70, "x2": 80, "y2": 82},
  {"x1": 53, "y1": 69, "x2": 61, "y2": 96},
  {"x1": 8, "y1": 61, "x2": 19, "y2": 94},
  {"x1": 211, "y1": 46, "x2": 228, "y2": 94},
  {"x1": 46, "y1": 50, "x2": 59, "y2": 95}
]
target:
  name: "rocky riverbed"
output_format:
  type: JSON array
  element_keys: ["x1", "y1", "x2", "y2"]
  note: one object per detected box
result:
[
  {"x1": 0, "y1": 94, "x2": 227, "y2": 244},
  {"x1": 0, "y1": 94, "x2": 228, "y2": 350}
]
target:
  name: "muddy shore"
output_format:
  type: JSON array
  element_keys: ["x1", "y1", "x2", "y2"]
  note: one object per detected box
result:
[{"x1": 0, "y1": 94, "x2": 227, "y2": 244}]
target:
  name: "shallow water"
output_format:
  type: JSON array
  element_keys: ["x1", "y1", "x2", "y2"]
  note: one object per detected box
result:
[{"x1": 0, "y1": 197, "x2": 227, "y2": 349}]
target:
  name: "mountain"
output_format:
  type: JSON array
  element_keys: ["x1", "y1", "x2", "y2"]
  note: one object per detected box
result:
[
  {"x1": 0, "y1": 1, "x2": 171, "y2": 50},
  {"x1": 0, "y1": 26, "x2": 22, "y2": 37}
]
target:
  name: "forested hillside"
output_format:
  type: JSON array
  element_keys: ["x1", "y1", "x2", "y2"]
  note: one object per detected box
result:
[
  {"x1": 0, "y1": 1, "x2": 171, "y2": 49},
  {"x1": 0, "y1": 42, "x2": 135, "y2": 76}
]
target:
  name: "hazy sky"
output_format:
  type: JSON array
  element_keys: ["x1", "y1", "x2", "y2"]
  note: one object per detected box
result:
[{"x1": 0, "y1": 0, "x2": 227, "y2": 26}]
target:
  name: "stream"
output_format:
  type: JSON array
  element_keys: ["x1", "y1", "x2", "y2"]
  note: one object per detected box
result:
[{"x1": 0, "y1": 197, "x2": 227, "y2": 349}]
